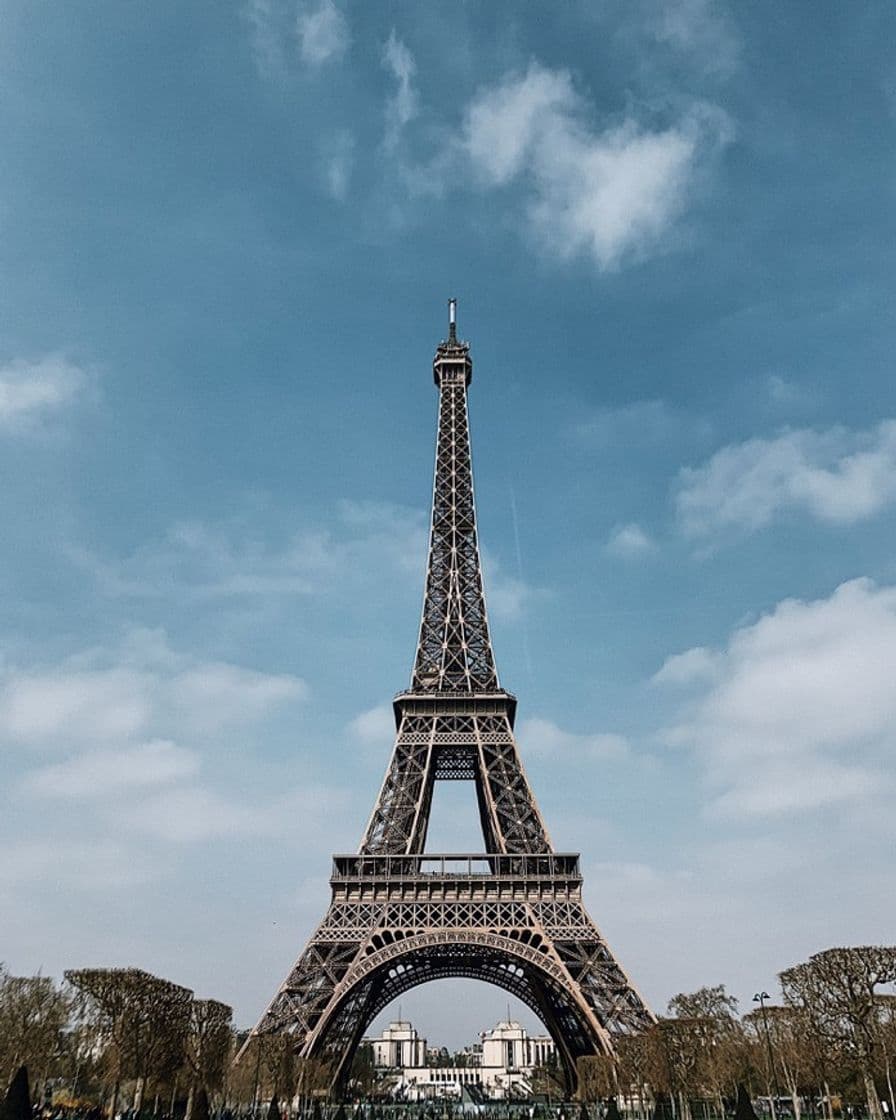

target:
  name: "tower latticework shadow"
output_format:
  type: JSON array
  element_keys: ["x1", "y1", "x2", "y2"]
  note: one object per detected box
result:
[{"x1": 246, "y1": 303, "x2": 654, "y2": 1094}]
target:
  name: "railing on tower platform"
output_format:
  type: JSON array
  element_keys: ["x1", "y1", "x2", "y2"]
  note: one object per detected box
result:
[{"x1": 331, "y1": 852, "x2": 582, "y2": 881}]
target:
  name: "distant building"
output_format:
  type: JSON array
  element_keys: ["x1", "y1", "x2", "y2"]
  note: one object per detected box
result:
[
  {"x1": 362, "y1": 1019, "x2": 556, "y2": 1100},
  {"x1": 370, "y1": 1021, "x2": 427, "y2": 1070}
]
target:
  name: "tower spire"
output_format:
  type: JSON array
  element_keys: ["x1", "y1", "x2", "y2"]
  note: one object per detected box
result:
[{"x1": 413, "y1": 302, "x2": 496, "y2": 692}]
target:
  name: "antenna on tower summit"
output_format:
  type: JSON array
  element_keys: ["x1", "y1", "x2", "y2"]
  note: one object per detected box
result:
[{"x1": 448, "y1": 298, "x2": 457, "y2": 342}]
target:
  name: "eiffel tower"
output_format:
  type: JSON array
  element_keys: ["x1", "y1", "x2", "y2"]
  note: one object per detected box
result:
[{"x1": 248, "y1": 302, "x2": 654, "y2": 1095}]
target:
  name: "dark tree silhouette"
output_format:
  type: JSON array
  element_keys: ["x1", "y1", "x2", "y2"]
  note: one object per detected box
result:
[
  {"x1": 193, "y1": 1088, "x2": 210, "y2": 1120},
  {"x1": 735, "y1": 1084, "x2": 758, "y2": 1120},
  {"x1": 3, "y1": 1067, "x2": 32, "y2": 1120}
]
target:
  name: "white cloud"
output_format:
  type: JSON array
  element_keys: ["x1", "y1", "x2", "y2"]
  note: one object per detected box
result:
[
  {"x1": 657, "y1": 578, "x2": 896, "y2": 819},
  {"x1": 2, "y1": 631, "x2": 326, "y2": 862},
  {"x1": 0, "y1": 631, "x2": 307, "y2": 752},
  {"x1": 0, "y1": 355, "x2": 87, "y2": 430},
  {"x1": 23, "y1": 740, "x2": 199, "y2": 799},
  {"x1": 0, "y1": 668, "x2": 152, "y2": 747},
  {"x1": 297, "y1": 0, "x2": 349, "y2": 67},
  {"x1": 169, "y1": 663, "x2": 307, "y2": 733},
  {"x1": 652, "y1": 645, "x2": 720, "y2": 686},
  {"x1": 518, "y1": 716, "x2": 629, "y2": 761},
  {"x1": 462, "y1": 63, "x2": 730, "y2": 269},
  {"x1": 383, "y1": 30, "x2": 418, "y2": 148},
  {"x1": 348, "y1": 704, "x2": 395, "y2": 746},
  {"x1": 676, "y1": 419, "x2": 896, "y2": 538},
  {"x1": 606, "y1": 522, "x2": 655, "y2": 557}
]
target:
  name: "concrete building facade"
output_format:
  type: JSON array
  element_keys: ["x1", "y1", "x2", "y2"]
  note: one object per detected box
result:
[{"x1": 362, "y1": 1019, "x2": 557, "y2": 1100}]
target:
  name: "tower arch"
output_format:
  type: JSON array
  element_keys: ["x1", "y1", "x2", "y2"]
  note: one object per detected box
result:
[{"x1": 303, "y1": 932, "x2": 613, "y2": 1095}]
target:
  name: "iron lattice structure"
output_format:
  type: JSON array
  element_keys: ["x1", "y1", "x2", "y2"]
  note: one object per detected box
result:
[{"x1": 247, "y1": 304, "x2": 654, "y2": 1094}]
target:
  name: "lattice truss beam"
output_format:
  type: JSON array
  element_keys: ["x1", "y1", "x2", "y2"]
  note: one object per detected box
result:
[
  {"x1": 361, "y1": 708, "x2": 550, "y2": 856},
  {"x1": 412, "y1": 348, "x2": 497, "y2": 694}
]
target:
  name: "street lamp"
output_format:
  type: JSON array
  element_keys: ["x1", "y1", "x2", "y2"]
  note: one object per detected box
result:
[{"x1": 753, "y1": 992, "x2": 781, "y2": 1117}]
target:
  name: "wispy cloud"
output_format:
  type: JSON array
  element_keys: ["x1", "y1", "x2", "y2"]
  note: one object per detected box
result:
[
  {"x1": 518, "y1": 716, "x2": 629, "y2": 761},
  {"x1": 116, "y1": 784, "x2": 347, "y2": 843},
  {"x1": 648, "y1": 0, "x2": 740, "y2": 76},
  {"x1": 297, "y1": 0, "x2": 349, "y2": 68},
  {"x1": 383, "y1": 30, "x2": 418, "y2": 149},
  {"x1": 766, "y1": 374, "x2": 814, "y2": 410},
  {"x1": 244, "y1": 0, "x2": 287, "y2": 80},
  {"x1": 462, "y1": 63, "x2": 731, "y2": 269},
  {"x1": 656, "y1": 578, "x2": 896, "y2": 819},
  {"x1": 480, "y1": 547, "x2": 540, "y2": 623},
  {"x1": 348, "y1": 704, "x2": 395, "y2": 747},
  {"x1": 23, "y1": 740, "x2": 200, "y2": 799},
  {"x1": 320, "y1": 129, "x2": 355, "y2": 200},
  {"x1": 606, "y1": 522, "x2": 655, "y2": 557},
  {"x1": 74, "y1": 500, "x2": 429, "y2": 603},
  {"x1": 3, "y1": 629, "x2": 339, "y2": 860},
  {"x1": 0, "y1": 631, "x2": 306, "y2": 751},
  {"x1": 0, "y1": 355, "x2": 88, "y2": 431},
  {"x1": 676, "y1": 419, "x2": 896, "y2": 538},
  {"x1": 574, "y1": 398, "x2": 712, "y2": 450}
]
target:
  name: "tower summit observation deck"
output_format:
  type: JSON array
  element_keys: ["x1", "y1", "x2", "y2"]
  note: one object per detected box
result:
[{"x1": 244, "y1": 303, "x2": 654, "y2": 1095}]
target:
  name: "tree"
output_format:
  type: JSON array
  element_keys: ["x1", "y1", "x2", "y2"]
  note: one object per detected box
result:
[
  {"x1": 65, "y1": 968, "x2": 193, "y2": 1118},
  {"x1": 183, "y1": 1000, "x2": 233, "y2": 1119},
  {"x1": 615, "y1": 1033, "x2": 653, "y2": 1119},
  {"x1": 576, "y1": 1056, "x2": 616, "y2": 1102},
  {"x1": 667, "y1": 986, "x2": 743, "y2": 1117},
  {"x1": 530, "y1": 1050, "x2": 564, "y2": 1099},
  {"x1": 0, "y1": 970, "x2": 72, "y2": 1094},
  {"x1": 781, "y1": 946, "x2": 896, "y2": 1120},
  {"x1": 349, "y1": 1044, "x2": 376, "y2": 1097},
  {"x1": 647, "y1": 1018, "x2": 702, "y2": 1120},
  {"x1": 875, "y1": 995, "x2": 896, "y2": 1120},
  {"x1": 744, "y1": 1005, "x2": 812, "y2": 1120}
]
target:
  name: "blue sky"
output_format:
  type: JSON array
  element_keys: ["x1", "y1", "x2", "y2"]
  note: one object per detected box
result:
[{"x1": 2, "y1": 0, "x2": 896, "y2": 1047}]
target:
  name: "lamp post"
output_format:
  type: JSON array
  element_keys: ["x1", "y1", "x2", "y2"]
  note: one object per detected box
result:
[{"x1": 753, "y1": 992, "x2": 781, "y2": 1119}]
